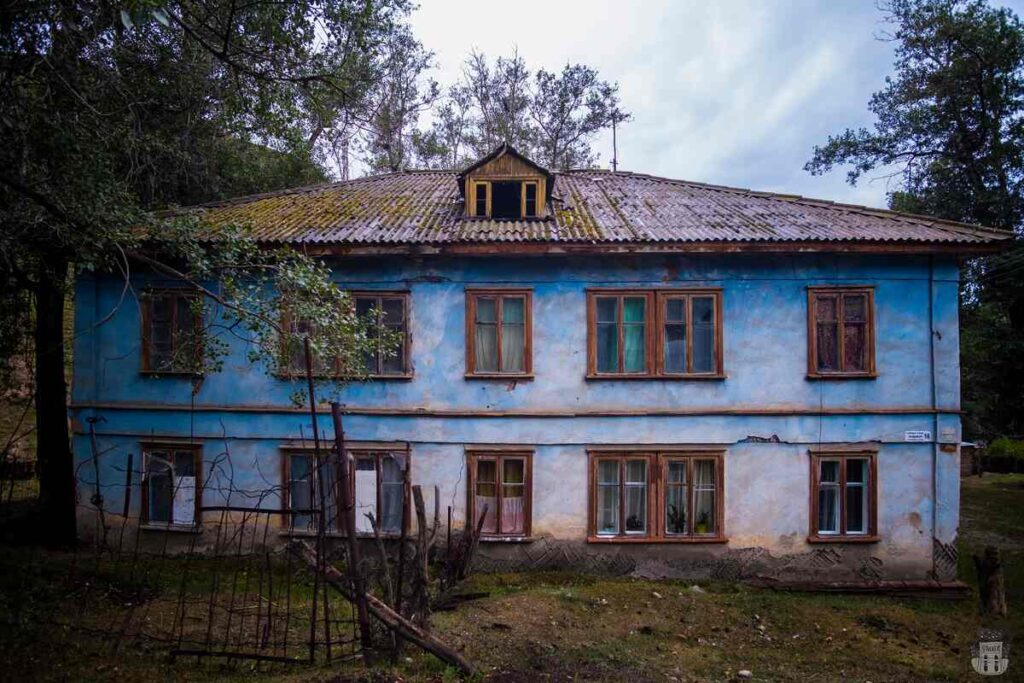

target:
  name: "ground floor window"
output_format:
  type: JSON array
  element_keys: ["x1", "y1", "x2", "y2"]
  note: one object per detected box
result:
[
  {"x1": 467, "y1": 450, "x2": 532, "y2": 537},
  {"x1": 588, "y1": 450, "x2": 724, "y2": 542},
  {"x1": 283, "y1": 446, "x2": 408, "y2": 535},
  {"x1": 809, "y1": 448, "x2": 877, "y2": 541},
  {"x1": 142, "y1": 443, "x2": 201, "y2": 527}
]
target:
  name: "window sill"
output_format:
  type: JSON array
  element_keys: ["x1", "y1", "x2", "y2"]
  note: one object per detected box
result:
[
  {"x1": 806, "y1": 373, "x2": 878, "y2": 381},
  {"x1": 807, "y1": 534, "x2": 879, "y2": 544},
  {"x1": 275, "y1": 373, "x2": 413, "y2": 381},
  {"x1": 585, "y1": 373, "x2": 726, "y2": 381},
  {"x1": 464, "y1": 373, "x2": 534, "y2": 381},
  {"x1": 479, "y1": 535, "x2": 539, "y2": 543},
  {"x1": 140, "y1": 523, "x2": 202, "y2": 534},
  {"x1": 587, "y1": 535, "x2": 729, "y2": 544}
]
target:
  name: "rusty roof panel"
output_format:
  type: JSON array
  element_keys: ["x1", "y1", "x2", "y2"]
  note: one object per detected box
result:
[{"x1": 187, "y1": 170, "x2": 1012, "y2": 247}]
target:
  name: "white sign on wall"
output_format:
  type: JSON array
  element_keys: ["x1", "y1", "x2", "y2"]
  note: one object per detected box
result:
[{"x1": 904, "y1": 430, "x2": 933, "y2": 442}]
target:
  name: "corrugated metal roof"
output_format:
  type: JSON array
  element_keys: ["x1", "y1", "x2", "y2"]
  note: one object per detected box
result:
[{"x1": 186, "y1": 169, "x2": 1012, "y2": 248}]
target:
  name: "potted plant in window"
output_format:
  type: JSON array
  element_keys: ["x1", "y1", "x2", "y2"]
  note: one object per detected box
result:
[
  {"x1": 667, "y1": 504, "x2": 687, "y2": 534},
  {"x1": 625, "y1": 514, "x2": 644, "y2": 532},
  {"x1": 695, "y1": 510, "x2": 711, "y2": 535}
]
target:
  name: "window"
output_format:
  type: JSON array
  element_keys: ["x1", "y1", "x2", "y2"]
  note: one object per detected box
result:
[
  {"x1": 283, "y1": 447, "x2": 408, "y2": 535},
  {"x1": 283, "y1": 292, "x2": 410, "y2": 377},
  {"x1": 352, "y1": 450, "x2": 407, "y2": 535},
  {"x1": 142, "y1": 444, "x2": 201, "y2": 527},
  {"x1": 141, "y1": 290, "x2": 202, "y2": 373},
  {"x1": 809, "y1": 449, "x2": 877, "y2": 541},
  {"x1": 467, "y1": 451, "x2": 532, "y2": 537},
  {"x1": 587, "y1": 289, "x2": 723, "y2": 378},
  {"x1": 466, "y1": 289, "x2": 532, "y2": 377},
  {"x1": 285, "y1": 450, "x2": 340, "y2": 531},
  {"x1": 807, "y1": 287, "x2": 875, "y2": 377},
  {"x1": 589, "y1": 450, "x2": 724, "y2": 542},
  {"x1": 354, "y1": 293, "x2": 410, "y2": 376},
  {"x1": 467, "y1": 179, "x2": 544, "y2": 219}
]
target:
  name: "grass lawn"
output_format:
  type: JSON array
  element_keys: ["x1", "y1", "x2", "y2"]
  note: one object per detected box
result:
[{"x1": 1, "y1": 473, "x2": 1021, "y2": 681}]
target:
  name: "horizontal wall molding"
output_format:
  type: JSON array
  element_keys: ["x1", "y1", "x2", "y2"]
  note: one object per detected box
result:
[{"x1": 70, "y1": 401, "x2": 959, "y2": 418}]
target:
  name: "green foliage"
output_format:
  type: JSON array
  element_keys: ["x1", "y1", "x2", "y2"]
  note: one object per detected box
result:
[
  {"x1": 982, "y1": 437, "x2": 1024, "y2": 472},
  {"x1": 806, "y1": 0, "x2": 1024, "y2": 438}
]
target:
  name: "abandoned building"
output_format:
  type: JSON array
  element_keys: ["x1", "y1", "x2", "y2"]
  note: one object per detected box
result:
[{"x1": 70, "y1": 144, "x2": 1012, "y2": 581}]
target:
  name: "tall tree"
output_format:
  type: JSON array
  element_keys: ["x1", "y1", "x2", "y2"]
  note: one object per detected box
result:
[
  {"x1": 0, "y1": 0, "x2": 411, "y2": 543},
  {"x1": 806, "y1": 0, "x2": 1024, "y2": 438}
]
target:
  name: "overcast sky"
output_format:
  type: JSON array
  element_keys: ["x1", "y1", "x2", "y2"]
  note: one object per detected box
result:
[{"x1": 410, "y1": 0, "x2": 1024, "y2": 209}]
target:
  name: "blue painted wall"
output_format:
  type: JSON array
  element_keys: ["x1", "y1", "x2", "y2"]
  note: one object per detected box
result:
[{"x1": 71, "y1": 252, "x2": 963, "y2": 577}]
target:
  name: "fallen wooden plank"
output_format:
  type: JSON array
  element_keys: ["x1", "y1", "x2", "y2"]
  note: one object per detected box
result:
[{"x1": 748, "y1": 578, "x2": 970, "y2": 599}]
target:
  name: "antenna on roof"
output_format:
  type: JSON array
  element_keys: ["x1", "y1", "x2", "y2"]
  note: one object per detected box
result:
[{"x1": 610, "y1": 107, "x2": 630, "y2": 173}]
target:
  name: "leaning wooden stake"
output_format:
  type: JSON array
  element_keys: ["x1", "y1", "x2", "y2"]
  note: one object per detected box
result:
[
  {"x1": 330, "y1": 402, "x2": 375, "y2": 659},
  {"x1": 291, "y1": 542, "x2": 476, "y2": 676},
  {"x1": 974, "y1": 545, "x2": 1008, "y2": 616}
]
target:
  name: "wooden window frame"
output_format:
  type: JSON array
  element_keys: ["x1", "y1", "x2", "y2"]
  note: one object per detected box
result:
[
  {"x1": 808, "y1": 447, "x2": 879, "y2": 543},
  {"x1": 586, "y1": 289, "x2": 724, "y2": 379},
  {"x1": 140, "y1": 289, "x2": 203, "y2": 376},
  {"x1": 280, "y1": 291, "x2": 412, "y2": 379},
  {"x1": 806, "y1": 286, "x2": 876, "y2": 379},
  {"x1": 140, "y1": 442, "x2": 202, "y2": 528},
  {"x1": 281, "y1": 448, "x2": 342, "y2": 531},
  {"x1": 521, "y1": 180, "x2": 539, "y2": 218},
  {"x1": 466, "y1": 177, "x2": 546, "y2": 219},
  {"x1": 587, "y1": 449, "x2": 726, "y2": 543},
  {"x1": 351, "y1": 291, "x2": 412, "y2": 379},
  {"x1": 465, "y1": 288, "x2": 534, "y2": 379},
  {"x1": 281, "y1": 445, "x2": 411, "y2": 537},
  {"x1": 466, "y1": 449, "x2": 534, "y2": 538}
]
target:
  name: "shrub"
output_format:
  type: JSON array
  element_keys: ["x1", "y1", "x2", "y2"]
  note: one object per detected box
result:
[{"x1": 983, "y1": 438, "x2": 1024, "y2": 473}]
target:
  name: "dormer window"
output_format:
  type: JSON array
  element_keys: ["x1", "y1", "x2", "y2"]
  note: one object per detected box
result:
[{"x1": 461, "y1": 144, "x2": 550, "y2": 220}]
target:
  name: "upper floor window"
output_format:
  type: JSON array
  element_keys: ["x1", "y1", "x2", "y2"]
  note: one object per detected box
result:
[
  {"x1": 354, "y1": 293, "x2": 410, "y2": 377},
  {"x1": 807, "y1": 287, "x2": 875, "y2": 378},
  {"x1": 468, "y1": 180, "x2": 543, "y2": 219},
  {"x1": 809, "y1": 448, "x2": 877, "y2": 541},
  {"x1": 283, "y1": 292, "x2": 410, "y2": 378},
  {"x1": 586, "y1": 289, "x2": 723, "y2": 378},
  {"x1": 142, "y1": 443, "x2": 201, "y2": 528},
  {"x1": 466, "y1": 289, "x2": 533, "y2": 377},
  {"x1": 141, "y1": 290, "x2": 202, "y2": 374}
]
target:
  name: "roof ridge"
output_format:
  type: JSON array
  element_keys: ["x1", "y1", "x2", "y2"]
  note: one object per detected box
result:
[{"x1": 561, "y1": 169, "x2": 1013, "y2": 239}]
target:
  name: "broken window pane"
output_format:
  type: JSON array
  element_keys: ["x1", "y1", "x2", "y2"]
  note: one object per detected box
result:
[{"x1": 491, "y1": 181, "x2": 521, "y2": 219}]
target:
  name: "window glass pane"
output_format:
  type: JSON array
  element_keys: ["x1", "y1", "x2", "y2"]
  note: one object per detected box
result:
[
  {"x1": 843, "y1": 294, "x2": 867, "y2": 322},
  {"x1": 500, "y1": 297, "x2": 526, "y2": 373},
  {"x1": 692, "y1": 296, "x2": 715, "y2": 373},
  {"x1": 500, "y1": 459, "x2": 526, "y2": 534},
  {"x1": 846, "y1": 483, "x2": 867, "y2": 534},
  {"x1": 321, "y1": 458, "x2": 339, "y2": 530},
  {"x1": 624, "y1": 460, "x2": 647, "y2": 534},
  {"x1": 380, "y1": 455, "x2": 403, "y2": 533},
  {"x1": 666, "y1": 298, "x2": 685, "y2": 322},
  {"x1": 475, "y1": 458, "x2": 498, "y2": 533},
  {"x1": 815, "y1": 295, "x2": 837, "y2": 322},
  {"x1": 664, "y1": 323, "x2": 686, "y2": 373},
  {"x1": 846, "y1": 458, "x2": 867, "y2": 484},
  {"x1": 474, "y1": 298, "x2": 498, "y2": 372},
  {"x1": 693, "y1": 459, "x2": 716, "y2": 534},
  {"x1": 596, "y1": 297, "x2": 617, "y2": 323},
  {"x1": 475, "y1": 184, "x2": 488, "y2": 215},
  {"x1": 596, "y1": 327, "x2": 618, "y2": 373},
  {"x1": 817, "y1": 485, "x2": 839, "y2": 533},
  {"x1": 147, "y1": 452, "x2": 173, "y2": 524},
  {"x1": 174, "y1": 297, "x2": 195, "y2": 372},
  {"x1": 597, "y1": 483, "x2": 619, "y2": 535},
  {"x1": 597, "y1": 460, "x2": 619, "y2": 484},
  {"x1": 352, "y1": 456, "x2": 376, "y2": 534},
  {"x1": 816, "y1": 321, "x2": 839, "y2": 371},
  {"x1": 290, "y1": 454, "x2": 313, "y2": 530},
  {"x1": 843, "y1": 323, "x2": 866, "y2": 372},
  {"x1": 665, "y1": 461, "x2": 687, "y2": 535},
  {"x1": 524, "y1": 183, "x2": 538, "y2": 217},
  {"x1": 623, "y1": 300, "x2": 646, "y2": 373},
  {"x1": 382, "y1": 298, "x2": 404, "y2": 324},
  {"x1": 819, "y1": 460, "x2": 839, "y2": 483},
  {"x1": 382, "y1": 323, "x2": 405, "y2": 374}
]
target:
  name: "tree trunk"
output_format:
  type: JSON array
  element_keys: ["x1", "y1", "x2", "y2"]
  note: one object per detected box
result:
[
  {"x1": 34, "y1": 252, "x2": 76, "y2": 546},
  {"x1": 974, "y1": 546, "x2": 1008, "y2": 617}
]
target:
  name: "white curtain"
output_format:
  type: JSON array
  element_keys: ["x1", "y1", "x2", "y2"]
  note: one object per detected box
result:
[
  {"x1": 693, "y1": 459, "x2": 716, "y2": 534},
  {"x1": 475, "y1": 495, "x2": 498, "y2": 533},
  {"x1": 501, "y1": 495, "x2": 525, "y2": 534}
]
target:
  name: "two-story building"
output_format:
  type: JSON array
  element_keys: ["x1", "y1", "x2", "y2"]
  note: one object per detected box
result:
[{"x1": 71, "y1": 145, "x2": 1011, "y2": 581}]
